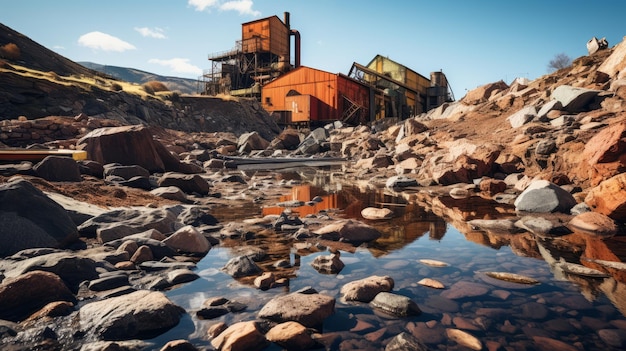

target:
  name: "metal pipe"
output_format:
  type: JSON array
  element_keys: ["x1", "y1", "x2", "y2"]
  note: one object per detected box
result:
[{"x1": 291, "y1": 29, "x2": 301, "y2": 68}]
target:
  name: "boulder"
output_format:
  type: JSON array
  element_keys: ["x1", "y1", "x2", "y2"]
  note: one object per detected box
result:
[
  {"x1": 568, "y1": 211, "x2": 618, "y2": 237},
  {"x1": 514, "y1": 180, "x2": 577, "y2": 213},
  {"x1": 369, "y1": 292, "x2": 421, "y2": 317},
  {"x1": 272, "y1": 128, "x2": 302, "y2": 150},
  {"x1": 0, "y1": 251, "x2": 100, "y2": 292},
  {"x1": 0, "y1": 270, "x2": 74, "y2": 322},
  {"x1": 210, "y1": 321, "x2": 268, "y2": 351},
  {"x1": 314, "y1": 219, "x2": 381, "y2": 243},
  {"x1": 581, "y1": 122, "x2": 626, "y2": 184},
  {"x1": 103, "y1": 164, "x2": 150, "y2": 180},
  {"x1": 258, "y1": 291, "x2": 335, "y2": 328},
  {"x1": 78, "y1": 290, "x2": 184, "y2": 340},
  {"x1": 361, "y1": 207, "x2": 393, "y2": 220},
  {"x1": 33, "y1": 155, "x2": 82, "y2": 181},
  {"x1": 265, "y1": 321, "x2": 316, "y2": 351},
  {"x1": 150, "y1": 186, "x2": 188, "y2": 202},
  {"x1": 237, "y1": 131, "x2": 270, "y2": 153},
  {"x1": 340, "y1": 275, "x2": 394, "y2": 302},
  {"x1": 157, "y1": 172, "x2": 210, "y2": 195},
  {"x1": 222, "y1": 255, "x2": 262, "y2": 278},
  {"x1": 551, "y1": 85, "x2": 602, "y2": 113},
  {"x1": 506, "y1": 106, "x2": 537, "y2": 128},
  {"x1": 385, "y1": 332, "x2": 431, "y2": 351},
  {"x1": 77, "y1": 125, "x2": 166, "y2": 173},
  {"x1": 162, "y1": 225, "x2": 211, "y2": 255},
  {"x1": 77, "y1": 207, "x2": 177, "y2": 243},
  {"x1": 386, "y1": 175, "x2": 418, "y2": 189},
  {"x1": 585, "y1": 173, "x2": 626, "y2": 221},
  {"x1": 0, "y1": 178, "x2": 79, "y2": 257},
  {"x1": 311, "y1": 254, "x2": 344, "y2": 274},
  {"x1": 598, "y1": 36, "x2": 626, "y2": 78},
  {"x1": 463, "y1": 81, "x2": 509, "y2": 105}
]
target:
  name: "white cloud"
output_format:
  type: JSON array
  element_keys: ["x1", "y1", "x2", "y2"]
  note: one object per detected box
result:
[
  {"x1": 148, "y1": 58, "x2": 203, "y2": 76},
  {"x1": 78, "y1": 31, "x2": 136, "y2": 52},
  {"x1": 188, "y1": 0, "x2": 260, "y2": 16},
  {"x1": 53, "y1": 45, "x2": 65, "y2": 50},
  {"x1": 220, "y1": 0, "x2": 260, "y2": 16},
  {"x1": 188, "y1": 0, "x2": 219, "y2": 11},
  {"x1": 135, "y1": 27, "x2": 167, "y2": 39}
]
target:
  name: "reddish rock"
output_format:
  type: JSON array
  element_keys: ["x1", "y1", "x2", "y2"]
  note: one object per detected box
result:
[
  {"x1": 340, "y1": 275, "x2": 394, "y2": 302},
  {"x1": 258, "y1": 292, "x2": 335, "y2": 328},
  {"x1": 581, "y1": 121, "x2": 626, "y2": 184},
  {"x1": 162, "y1": 225, "x2": 211, "y2": 255},
  {"x1": 211, "y1": 321, "x2": 268, "y2": 351},
  {"x1": 463, "y1": 81, "x2": 509, "y2": 105},
  {"x1": 265, "y1": 321, "x2": 316, "y2": 350},
  {"x1": 585, "y1": 173, "x2": 626, "y2": 222},
  {"x1": 479, "y1": 179, "x2": 507, "y2": 196},
  {"x1": 131, "y1": 245, "x2": 154, "y2": 264},
  {"x1": 0, "y1": 270, "x2": 74, "y2": 322},
  {"x1": 568, "y1": 211, "x2": 618, "y2": 237}
]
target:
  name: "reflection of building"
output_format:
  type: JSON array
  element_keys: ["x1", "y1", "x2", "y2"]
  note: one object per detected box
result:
[{"x1": 262, "y1": 185, "x2": 338, "y2": 217}]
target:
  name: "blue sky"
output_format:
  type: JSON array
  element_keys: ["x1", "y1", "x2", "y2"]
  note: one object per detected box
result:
[{"x1": 2, "y1": 0, "x2": 625, "y2": 97}]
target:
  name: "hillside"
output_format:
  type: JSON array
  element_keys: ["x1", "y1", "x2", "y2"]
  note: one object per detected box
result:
[
  {"x1": 0, "y1": 23, "x2": 281, "y2": 141},
  {"x1": 79, "y1": 62, "x2": 199, "y2": 95}
]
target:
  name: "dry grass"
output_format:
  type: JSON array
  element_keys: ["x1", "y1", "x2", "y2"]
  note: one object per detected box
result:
[{"x1": 143, "y1": 80, "x2": 169, "y2": 94}]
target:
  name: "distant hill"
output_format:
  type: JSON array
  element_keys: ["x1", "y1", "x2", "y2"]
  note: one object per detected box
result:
[{"x1": 79, "y1": 62, "x2": 200, "y2": 95}]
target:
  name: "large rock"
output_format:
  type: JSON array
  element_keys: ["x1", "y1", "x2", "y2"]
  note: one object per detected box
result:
[
  {"x1": 0, "y1": 178, "x2": 79, "y2": 257},
  {"x1": 311, "y1": 253, "x2": 344, "y2": 274},
  {"x1": 568, "y1": 211, "x2": 618, "y2": 237},
  {"x1": 314, "y1": 219, "x2": 381, "y2": 243},
  {"x1": 265, "y1": 321, "x2": 315, "y2": 351},
  {"x1": 0, "y1": 270, "x2": 74, "y2": 322},
  {"x1": 210, "y1": 321, "x2": 268, "y2": 351},
  {"x1": 33, "y1": 155, "x2": 82, "y2": 182},
  {"x1": 103, "y1": 164, "x2": 150, "y2": 180},
  {"x1": 585, "y1": 173, "x2": 626, "y2": 221},
  {"x1": 237, "y1": 131, "x2": 270, "y2": 153},
  {"x1": 598, "y1": 36, "x2": 626, "y2": 79},
  {"x1": 157, "y1": 172, "x2": 210, "y2": 195},
  {"x1": 77, "y1": 207, "x2": 177, "y2": 242},
  {"x1": 77, "y1": 125, "x2": 166, "y2": 173},
  {"x1": 506, "y1": 106, "x2": 537, "y2": 128},
  {"x1": 222, "y1": 255, "x2": 262, "y2": 278},
  {"x1": 258, "y1": 291, "x2": 335, "y2": 328},
  {"x1": 340, "y1": 275, "x2": 394, "y2": 302},
  {"x1": 0, "y1": 251, "x2": 100, "y2": 292},
  {"x1": 514, "y1": 180, "x2": 577, "y2": 213},
  {"x1": 580, "y1": 122, "x2": 626, "y2": 184},
  {"x1": 162, "y1": 225, "x2": 211, "y2": 255},
  {"x1": 462, "y1": 81, "x2": 509, "y2": 105},
  {"x1": 551, "y1": 85, "x2": 602, "y2": 113},
  {"x1": 369, "y1": 292, "x2": 421, "y2": 317},
  {"x1": 78, "y1": 290, "x2": 185, "y2": 340}
]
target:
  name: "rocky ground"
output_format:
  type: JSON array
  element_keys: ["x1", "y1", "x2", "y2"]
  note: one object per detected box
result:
[{"x1": 1, "y1": 32, "x2": 626, "y2": 351}]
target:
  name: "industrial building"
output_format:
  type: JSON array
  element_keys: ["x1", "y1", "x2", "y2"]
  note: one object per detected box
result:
[
  {"x1": 261, "y1": 66, "x2": 372, "y2": 125},
  {"x1": 202, "y1": 12, "x2": 300, "y2": 97},
  {"x1": 202, "y1": 12, "x2": 453, "y2": 125}
]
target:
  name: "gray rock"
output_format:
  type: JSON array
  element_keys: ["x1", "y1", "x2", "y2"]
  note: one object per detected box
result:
[
  {"x1": 117, "y1": 176, "x2": 153, "y2": 190},
  {"x1": 103, "y1": 164, "x2": 149, "y2": 180},
  {"x1": 536, "y1": 100, "x2": 563, "y2": 120},
  {"x1": 515, "y1": 216, "x2": 557, "y2": 235},
  {"x1": 167, "y1": 268, "x2": 199, "y2": 285},
  {"x1": 506, "y1": 106, "x2": 537, "y2": 128},
  {"x1": 237, "y1": 131, "x2": 270, "y2": 153},
  {"x1": 150, "y1": 186, "x2": 188, "y2": 202},
  {"x1": 386, "y1": 332, "x2": 431, "y2": 351},
  {"x1": 77, "y1": 208, "x2": 177, "y2": 242},
  {"x1": 570, "y1": 202, "x2": 591, "y2": 215},
  {"x1": 314, "y1": 219, "x2": 381, "y2": 243},
  {"x1": 78, "y1": 290, "x2": 184, "y2": 340},
  {"x1": 468, "y1": 219, "x2": 521, "y2": 234},
  {"x1": 311, "y1": 254, "x2": 344, "y2": 274},
  {"x1": 258, "y1": 291, "x2": 335, "y2": 328},
  {"x1": 386, "y1": 175, "x2": 418, "y2": 189},
  {"x1": 33, "y1": 155, "x2": 82, "y2": 182},
  {"x1": 0, "y1": 178, "x2": 79, "y2": 257},
  {"x1": 535, "y1": 139, "x2": 557, "y2": 155},
  {"x1": 88, "y1": 273, "x2": 130, "y2": 292},
  {"x1": 551, "y1": 85, "x2": 602, "y2": 113},
  {"x1": 370, "y1": 292, "x2": 421, "y2": 317},
  {"x1": 340, "y1": 275, "x2": 394, "y2": 302},
  {"x1": 514, "y1": 180, "x2": 577, "y2": 213},
  {"x1": 157, "y1": 172, "x2": 210, "y2": 195},
  {"x1": 222, "y1": 255, "x2": 262, "y2": 278}
]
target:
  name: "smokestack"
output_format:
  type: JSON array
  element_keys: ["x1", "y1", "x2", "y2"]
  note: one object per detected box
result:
[
  {"x1": 284, "y1": 12, "x2": 290, "y2": 29},
  {"x1": 291, "y1": 29, "x2": 301, "y2": 68}
]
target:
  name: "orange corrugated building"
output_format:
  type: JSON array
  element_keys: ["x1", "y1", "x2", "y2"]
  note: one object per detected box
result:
[{"x1": 261, "y1": 66, "x2": 373, "y2": 125}]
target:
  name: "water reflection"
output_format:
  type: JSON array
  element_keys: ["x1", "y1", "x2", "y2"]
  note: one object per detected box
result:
[{"x1": 164, "y1": 175, "x2": 626, "y2": 350}]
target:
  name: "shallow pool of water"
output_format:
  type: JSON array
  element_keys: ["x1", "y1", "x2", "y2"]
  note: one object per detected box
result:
[{"x1": 152, "y1": 180, "x2": 626, "y2": 350}]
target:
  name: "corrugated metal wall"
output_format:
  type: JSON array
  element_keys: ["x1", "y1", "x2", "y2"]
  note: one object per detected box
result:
[
  {"x1": 262, "y1": 66, "x2": 370, "y2": 123},
  {"x1": 241, "y1": 16, "x2": 289, "y2": 56}
]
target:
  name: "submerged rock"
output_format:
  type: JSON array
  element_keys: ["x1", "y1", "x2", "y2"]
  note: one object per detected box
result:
[
  {"x1": 311, "y1": 253, "x2": 344, "y2": 274},
  {"x1": 369, "y1": 292, "x2": 421, "y2": 317},
  {"x1": 386, "y1": 332, "x2": 431, "y2": 351},
  {"x1": 314, "y1": 219, "x2": 381, "y2": 243}
]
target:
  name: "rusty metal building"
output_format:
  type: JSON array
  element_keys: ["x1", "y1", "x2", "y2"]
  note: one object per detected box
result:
[
  {"x1": 203, "y1": 12, "x2": 301, "y2": 97},
  {"x1": 348, "y1": 55, "x2": 448, "y2": 119},
  {"x1": 261, "y1": 66, "x2": 373, "y2": 125}
]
